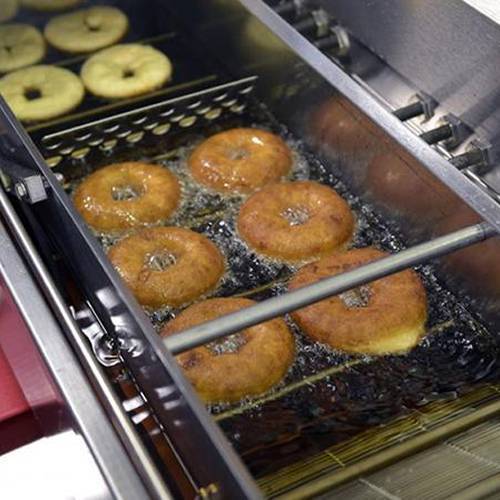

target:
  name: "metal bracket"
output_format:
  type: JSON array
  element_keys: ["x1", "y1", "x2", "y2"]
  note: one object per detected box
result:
[
  {"x1": 450, "y1": 138, "x2": 492, "y2": 171},
  {"x1": 393, "y1": 93, "x2": 435, "y2": 121},
  {"x1": 293, "y1": 8, "x2": 330, "y2": 38},
  {"x1": 419, "y1": 114, "x2": 469, "y2": 150},
  {"x1": 71, "y1": 304, "x2": 121, "y2": 367},
  {"x1": 0, "y1": 158, "x2": 48, "y2": 204}
]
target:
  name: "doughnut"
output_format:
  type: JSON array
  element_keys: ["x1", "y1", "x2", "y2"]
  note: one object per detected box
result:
[
  {"x1": 188, "y1": 128, "x2": 292, "y2": 194},
  {"x1": 0, "y1": 24, "x2": 45, "y2": 73},
  {"x1": 44, "y1": 7, "x2": 129, "y2": 54},
  {"x1": 289, "y1": 248, "x2": 428, "y2": 355},
  {"x1": 237, "y1": 180, "x2": 355, "y2": 262},
  {"x1": 20, "y1": 0, "x2": 82, "y2": 11},
  {"x1": 161, "y1": 297, "x2": 295, "y2": 403},
  {"x1": 0, "y1": 0, "x2": 19, "y2": 23},
  {"x1": 108, "y1": 227, "x2": 225, "y2": 308},
  {"x1": 0, "y1": 65, "x2": 84, "y2": 122},
  {"x1": 366, "y1": 151, "x2": 460, "y2": 223},
  {"x1": 81, "y1": 44, "x2": 172, "y2": 99},
  {"x1": 73, "y1": 162, "x2": 180, "y2": 233}
]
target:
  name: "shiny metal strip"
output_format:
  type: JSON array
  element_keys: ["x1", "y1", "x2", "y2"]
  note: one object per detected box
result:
[
  {"x1": 0, "y1": 187, "x2": 171, "y2": 500},
  {"x1": 236, "y1": 0, "x2": 500, "y2": 233},
  {"x1": 0, "y1": 87, "x2": 262, "y2": 499},
  {"x1": 165, "y1": 222, "x2": 495, "y2": 354}
]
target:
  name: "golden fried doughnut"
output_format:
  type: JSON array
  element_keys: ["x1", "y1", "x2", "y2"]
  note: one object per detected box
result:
[
  {"x1": 237, "y1": 180, "x2": 355, "y2": 262},
  {"x1": 0, "y1": 65, "x2": 84, "y2": 122},
  {"x1": 289, "y1": 248, "x2": 428, "y2": 355},
  {"x1": 0, "y1": 0, "x2": 18, "y2": 22},
  {"x1": 73, "y1": 162, "x2": 180, "y2": 233},
  {"x1": 109, "y1": 227, "x2": 225, "y2": 308},
  {"x1": 45, "y1": 6, "x2": 128, "y2": 54},
  {"x1": 81, "y1": 44, "x2": 172, "y2": 99},
  {"x1": 188, "y1": 128, "x2": 292, "y2": 194},
  {"x1": 0, "y1": 24, "x2": 45, "y2": 73},
  {"x1": 21, "y1": 0, "x2": 82, "y2": 11},
  {"x1": 161, "y1": 297, "x2": 295, "y2": 403}
]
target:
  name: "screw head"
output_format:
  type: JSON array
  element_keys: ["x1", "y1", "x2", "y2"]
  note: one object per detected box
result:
[{"x1": 14, "y1": 182, "x2": 27, "y2": 199}]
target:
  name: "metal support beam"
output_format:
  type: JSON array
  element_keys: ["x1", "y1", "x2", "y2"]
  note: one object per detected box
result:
[{"x1": 165, "y1": 222, "x2": 496, "y2": 354}]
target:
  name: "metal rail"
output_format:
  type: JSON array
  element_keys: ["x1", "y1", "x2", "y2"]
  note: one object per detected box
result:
[
  {"x1": 0, "y1": 188, "x2": 160, "y2": 500},
  {"x1": 165, "y1": 222, "x2": 496, "y2": 354}
]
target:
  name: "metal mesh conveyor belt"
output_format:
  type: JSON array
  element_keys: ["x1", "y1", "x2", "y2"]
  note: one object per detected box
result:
[{"x1": 324, "y1": 417, "x2": 500, "y2": 500}]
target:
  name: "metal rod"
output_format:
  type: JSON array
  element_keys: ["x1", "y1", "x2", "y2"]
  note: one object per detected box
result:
[
  {"x1": 420, "y1": 123, "x2": 454, "y2": 145},
  {"x1": 450, "y1": 149, "x2": 485, "y2": 170},
  {"x1": 165, "y1": 222, "x2": 496, "y2": 354},
  {"x1": 314, "y1": 35, "x2": 339, "y2": 51},
  {"x1": 0, "y1": 189, "x2": 169, "y2": 498},
  {"x1": 292, "y1": 15, "x2": 316, "y2": 34},
  {"x1": 273, "y1": 1, "x2": 297, "y2": 17},
  {"x1": 393, "y1": 101, "x2": 425, "y2": 121}
]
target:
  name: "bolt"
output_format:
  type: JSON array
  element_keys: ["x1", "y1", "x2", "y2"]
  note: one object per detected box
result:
[
  {"x1": 54, "y1": 172, "x2": 65, "y2": 183},
  {"x1": 14, "y1": 182, "x2": 27, "y2": 199}
]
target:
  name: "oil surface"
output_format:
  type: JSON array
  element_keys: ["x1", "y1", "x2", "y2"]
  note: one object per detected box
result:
[{"x1": 62, "y1": 102, "x2": 500, "y2": 479}]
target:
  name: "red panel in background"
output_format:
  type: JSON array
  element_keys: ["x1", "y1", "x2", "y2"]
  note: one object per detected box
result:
[
  {"x1": 0, "y1": 346, "x2": 40, "y2": 453},
  {"x1": 0, "y1": 277, "x2": 65, "y2": 454}
]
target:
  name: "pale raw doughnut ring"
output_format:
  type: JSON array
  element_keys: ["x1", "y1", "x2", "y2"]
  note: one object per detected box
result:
[
  {"x1": 0, "y1": 64, "x2": 84, "y2": 122},
  {"x1": 21, "y1": 0, "x2": 82, "y2": 11},
  {"x1": 81, "y1": 44, "x2": 172, "y2": 99},
  {"x1": 44, "y1": 6, "x2": 129, "y2": 54},
  {"x1": 0, "y1": 24, "x2": 45, "y2": 73},
  {"x1": 0, "y1": 0, "x2": 19, "y2": 22}
]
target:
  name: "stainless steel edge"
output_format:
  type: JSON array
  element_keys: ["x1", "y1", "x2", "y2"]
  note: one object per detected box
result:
[
  {"x1": 320, "y1": 0, "x2": 500, "y2": 147},
  {"x1": 0, "y1": 191, "x2": 154, "y2": 500},
  {"x1": 0, "y1": 88, "x2": 262, "y2": 498},
  {"x1": 236, "y1": 0, "x2": 500, "y2": 232},
  {"x1": 165, "y1": 222, "x2": 496, "y2": 353}
]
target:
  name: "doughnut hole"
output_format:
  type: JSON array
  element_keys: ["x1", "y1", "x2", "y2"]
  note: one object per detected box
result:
[{"x1": 24, "y1": 87, "x2": 42, "y2": 101}]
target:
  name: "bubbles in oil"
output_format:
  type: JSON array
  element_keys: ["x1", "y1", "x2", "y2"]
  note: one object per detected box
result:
[{"x1": 59, "y1": 103, "x2": 500, "y2": 479}]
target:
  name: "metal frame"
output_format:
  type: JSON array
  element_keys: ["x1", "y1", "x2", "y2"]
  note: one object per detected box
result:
[
  {"x1": 0, "y1": 82, "x2": 262, "y2": 499},
  {"x1": 1, "y1": 0, "x2": 500, "y2": 497},
  {"x1": 0, "y1": 193, "x2": 153, "y2": 500},
  {"x1": 235, "y1": 0, "x2": 500, "y2": 233}
]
